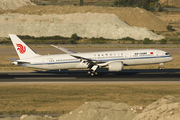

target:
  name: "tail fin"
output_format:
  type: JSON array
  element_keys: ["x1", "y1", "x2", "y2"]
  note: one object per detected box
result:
[{"x1": 9, "y1": 34, "x2": 40, "y2": 60}]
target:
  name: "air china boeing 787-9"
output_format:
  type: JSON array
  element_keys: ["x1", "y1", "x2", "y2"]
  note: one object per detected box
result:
[{"x1": 9, "y1": 34, "x2": 173, "y2": 76}]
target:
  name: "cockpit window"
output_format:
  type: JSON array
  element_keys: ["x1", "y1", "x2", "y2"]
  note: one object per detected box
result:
[{"x1": 165, "y1": 53, "x2": 170, "y2": 55}]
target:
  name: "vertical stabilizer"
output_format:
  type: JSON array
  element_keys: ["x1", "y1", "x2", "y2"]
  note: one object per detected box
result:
[{"x1": 9, "y1": 34, "x2": 40, "y2": 59}]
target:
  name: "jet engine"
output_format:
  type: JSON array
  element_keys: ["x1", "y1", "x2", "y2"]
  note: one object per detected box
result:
[
  {"x1": 108, "y1": 61, "x2": 123, "y2": 71},
  {"x1": 12, "y1": 61, "x2": 18, "y2": 65}
]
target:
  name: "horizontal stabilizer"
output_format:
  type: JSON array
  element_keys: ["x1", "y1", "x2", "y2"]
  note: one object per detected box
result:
[{"x1": 8, "y1": 58, "x2": 19, "y2": 61}]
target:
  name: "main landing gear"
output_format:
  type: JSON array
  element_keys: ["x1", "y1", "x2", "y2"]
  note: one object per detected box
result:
[
  {"x1": 88, "y1": 70, "x2": 98, "y2": 76},
  {"x1": 88, "y1": 65, "x2": 99, "y2": 76}
]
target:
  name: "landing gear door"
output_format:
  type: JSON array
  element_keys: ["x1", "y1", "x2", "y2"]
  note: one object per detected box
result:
[{"x1": 42, "y1": 58, "x2": 47, "y2": 68}]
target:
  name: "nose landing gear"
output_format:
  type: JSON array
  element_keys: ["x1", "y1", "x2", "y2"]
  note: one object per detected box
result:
[{"x1": 158, "y1": 63, "x2": 163, "y2": 69}]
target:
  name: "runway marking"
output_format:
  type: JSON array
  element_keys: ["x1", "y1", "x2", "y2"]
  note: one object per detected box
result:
[{"x1": 15, "y1": 77, "x2": 76, "y2": 79}]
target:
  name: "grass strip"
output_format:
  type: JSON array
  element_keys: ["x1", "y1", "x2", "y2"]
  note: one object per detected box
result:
[{"x1": 0, "y1": 84, "x2": 180, "y2": 115}]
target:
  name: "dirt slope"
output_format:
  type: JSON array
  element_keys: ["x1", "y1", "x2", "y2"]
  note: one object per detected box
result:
[
  {"x1": 58, "y1": 101, "x2": 138, "y2": 120},
  {"x1": 133, "y1": 95, "x2": 180, "y2": 120},
  {"x1": 0, "y1": 5, "x2": 167, "y2": 31},
  {"x1": 159, "y1": 0, "x2": 180, "y2": 7},
  {"x1": 0, "y1": 0, "x2": 35, "y2": 10},
  {"x1": 2, "y1": 96, "x2": 180, "y2": 120},
  {"x1": 0, "y1": 13, "x2": 164, "y2": 40}
]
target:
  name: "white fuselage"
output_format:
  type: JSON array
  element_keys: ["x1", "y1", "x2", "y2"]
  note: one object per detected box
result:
[{"x1": 16, "y1": 49, "x2": 173, "y2": 70}]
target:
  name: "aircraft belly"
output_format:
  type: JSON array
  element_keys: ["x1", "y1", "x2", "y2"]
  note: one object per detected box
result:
[
  {"x1": 75, "y1": 63, "x2": 88, "y2": 69},
  {"x1": 26, "y1": 62, "x2": 79, "y2": 70}
]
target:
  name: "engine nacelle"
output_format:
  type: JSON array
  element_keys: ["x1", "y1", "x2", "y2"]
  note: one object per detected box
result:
[
  {"x1": 12, "y1": 61, "x2": 18, "y2": 65},
  {"x1": 108, "y1": 61, "x2": 123, "y2": 71}
]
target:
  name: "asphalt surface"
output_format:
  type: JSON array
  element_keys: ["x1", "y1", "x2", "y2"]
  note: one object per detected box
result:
[{"x1": 1, "y1": 69, "x2": 180, "y2": 84}]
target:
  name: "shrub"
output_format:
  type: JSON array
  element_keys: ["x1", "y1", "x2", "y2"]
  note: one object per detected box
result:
[
  {"x1": 143, "y1": 38, "x2": 151, "y2": 44},
  {"x1": 151, "y1": 30, "x2": 155, "y2": 33},
  {"x1": 89, "y1": 37, "x2": 107, "y2": 44},
  {"x1": 121, "y1": 37, "x2": 135, "y2": 40},
  {"x1": 71, "y1": 33, "x2": 80, "y2": 40},
  {"x1": 79, "y1": 0, "x2": 83, "y2": 6},
  {"x1": 160, "y1": 39, "x2": 167, "y2": 44},
  {"x1": 158, "y1": 5, "x2": 164, "y2": 12},
  {"x1": 166, "y1": 25, "x2": 173, "y2": 31}
]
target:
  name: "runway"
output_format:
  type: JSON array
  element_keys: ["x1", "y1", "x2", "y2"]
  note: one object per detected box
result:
[{"x1": 1, "y1": 69, "x2": 180, "y2": 84}]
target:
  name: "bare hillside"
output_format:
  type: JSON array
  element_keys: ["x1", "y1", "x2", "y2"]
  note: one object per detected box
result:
[
  {"x1": 0, "y1": 13, "x2": 164, "y2": 40},
  {"x1": 0, "y1": 0, "x2": 35, "y2": 10},
  {"x1": 0, "y1": 5, "x2": 167, "y2": 31}
]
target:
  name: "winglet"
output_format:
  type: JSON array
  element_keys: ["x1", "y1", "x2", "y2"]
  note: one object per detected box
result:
[{"x1": 51, "y1": 45, "x2": 77, "y2": 54}]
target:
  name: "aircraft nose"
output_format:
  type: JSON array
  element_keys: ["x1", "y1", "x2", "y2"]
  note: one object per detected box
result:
[{"x1": 170, "y1": 56, "x2": 174, "y2": 61}]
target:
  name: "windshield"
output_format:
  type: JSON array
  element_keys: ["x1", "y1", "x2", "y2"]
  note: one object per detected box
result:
[{"x1": 165, "y1": 53, "x2": 170, "y2": 55}]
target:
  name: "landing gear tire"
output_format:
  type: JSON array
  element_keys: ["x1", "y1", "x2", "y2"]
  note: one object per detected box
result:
[
  {"x1": 88, "y1": 70, "x2": 98, "y2": 76},
  {"x1": 158, "y1": 66, "x2": 162, "y2": 69},
  {"x1": 90, "y1": 72, "x2": 95, "y2": 76},
  {"x1": 87, "y1": 70, "x2": 91, "y2": 75}
]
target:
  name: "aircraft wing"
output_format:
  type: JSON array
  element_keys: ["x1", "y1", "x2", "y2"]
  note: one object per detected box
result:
[
  {"x1": 71, "y1": 54, "x2": 107, "y2": 67},
  {"x1": 51, "y1": 45, "x2": 77, "y2": 54}
]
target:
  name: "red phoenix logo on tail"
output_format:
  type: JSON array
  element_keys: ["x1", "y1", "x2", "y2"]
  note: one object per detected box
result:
[{"x1": 16, "y1": 44, "x2": 26, "y2": 54}]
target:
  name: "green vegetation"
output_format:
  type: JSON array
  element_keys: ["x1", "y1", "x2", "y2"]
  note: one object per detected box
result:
[
  {"x1": 114, "y1": 0, "x2": 158, "y2": 11},
  {"x1": 160, "y1": 39, "x2": 167, "y2": 44},
  {"x1": 158, "y1": 5, "x2": 164, "y2": 12},
  {"x1": 88, "y1": 37, "x2": 108, "y2": 44},
  {"x1": 18, "y1": 35, "x2": 69, "y2": 40},
  {"x1": 143, "y1": 38, "x2": 154, "y2": 44},
  {"x1": 121, "y1": 37, "x2": 135, "y2": 40},
  {"x1": 70, "y1": 34, "x2": 82, "y2": 44},
  {"x1": 79, "y1": 0, "x2": 83, "y2": 6},
  {"x1": 167, "y1": 37, "x2": 180, "y2": 44},
  {"x1": 0, "y1": 39, "x2": 9, "y2": 44},
  {"x1": 166, "y1": 25, "x2": 173, "y2": 31},
  {"x1": 1, "y1": 34, "x2": 180, "y2": 45},
  {"x1": 71, "y1": 33, "x2": 81, "y2": 40}
]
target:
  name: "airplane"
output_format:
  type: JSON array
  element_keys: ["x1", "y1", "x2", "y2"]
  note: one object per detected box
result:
[{"x1": 9, "y1": 34, "x2": 173, "y2": 76}]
